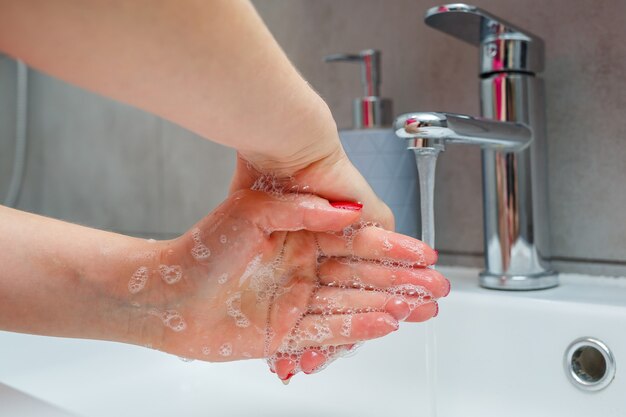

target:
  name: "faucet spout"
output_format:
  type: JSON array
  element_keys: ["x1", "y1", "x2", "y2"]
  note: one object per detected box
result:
[
  {"x1": 394, "y1": 112, "x2": 531, "y2": 151},
  {"x1": 395, "y1": 4, "x2": 558, "y2": 291}
]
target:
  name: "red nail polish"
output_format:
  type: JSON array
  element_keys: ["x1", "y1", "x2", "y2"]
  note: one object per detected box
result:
[
  {"x1": 330, "y1": 201, "x2": 363, "y2": 211},
  {"x1": 282, "y1": 372, "x2": 294, "y2": 381},
  {"x1": 432, "y1": 302, "x2": 439, "y2": 318},
  {"x1": 444, "y1": 278, "x2": 451, "y2": 297}
]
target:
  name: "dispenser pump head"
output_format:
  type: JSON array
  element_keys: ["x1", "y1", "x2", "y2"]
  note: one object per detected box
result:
[{"x1": 324, "y1": 49, "x2": 392, "y2": 129}]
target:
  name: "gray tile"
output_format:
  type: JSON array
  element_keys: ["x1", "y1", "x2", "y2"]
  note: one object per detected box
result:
[
  {"x1": 18, "y1": 71, "x2": 162, "y2": 234},
  {"x1": 159, "y1": 120, "x2": 236, "y2": 235},
  {"x1": 0, "y1": 57, "x2": 18, "y2": 201},
  {"x1": 437, "y1": 252, "x2": 484, "y2": 270}
]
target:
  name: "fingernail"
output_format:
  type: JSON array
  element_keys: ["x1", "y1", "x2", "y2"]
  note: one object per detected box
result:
[
  {"x1": 281, "y1": 372, "x2": 295, "y2": 384},
  {"x1": 384, "y1": 316, "x2": 400, "y2": 331},
  {"x1": 432, "y1": 302, "x2": 439, "y2": 318},
  {"x1": 330, "y1": 201, "x2": 363, "y2": 211},
  {"x1": 301, "y1": 351, "x2": 325, "y2": 374},
  {"x1": 385, "y1": 297, "x2": 411, "y2": 321},
  {"x1": 443, "y1": 278, "x2": 451, "y2": 297}
]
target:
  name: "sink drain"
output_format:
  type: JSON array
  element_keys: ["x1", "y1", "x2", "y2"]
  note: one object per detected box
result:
[{"x1": 564, "y1": 337, "x2": 616, "y2": 391}]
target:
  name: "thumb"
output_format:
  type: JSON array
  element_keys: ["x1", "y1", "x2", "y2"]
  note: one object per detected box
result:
[{"x1": 233, "y1": 190, "x2": 362, "y2": 233}]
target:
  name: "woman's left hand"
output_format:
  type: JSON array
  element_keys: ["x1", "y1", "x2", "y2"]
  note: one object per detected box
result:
[{"x1": 128, "y1": 190, "x2": 448, "y2": 382}]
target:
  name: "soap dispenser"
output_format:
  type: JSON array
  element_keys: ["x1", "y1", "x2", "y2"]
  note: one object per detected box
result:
[
  {"x1": 324, "y1": 49, "x2": 392, "y2": 128},
  {"x1": 325, "y1": 49, "x2": 419, "y2": 238}
]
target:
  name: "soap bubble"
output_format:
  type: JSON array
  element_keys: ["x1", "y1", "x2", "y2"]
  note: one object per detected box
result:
[
  {"x1": 149, "y1": 309, "x2": 187, "y2": 332},
  {"x1": 219, "y1": 343, "x2": 233, "y2": 357},
  {"x1": 158, "y1": 264, "x2": 182, "y2": 285},
  {"x1": 226, "y1": 292, "x2": 251, "y2": 328},
  {"x1": 191, "y1": 228, "x2": 211, "y2": 260},
  {"x1": 128, "y1": 266, "x2": 149, "y2": 294},
  {"x1": 217, "y1": 273, "x2": 229, "y2": 284}
]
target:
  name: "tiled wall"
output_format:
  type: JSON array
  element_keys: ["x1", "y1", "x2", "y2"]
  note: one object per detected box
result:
[
  {"x1": 6, "y1": 70, "x2": 235, "y2": 238},
  {"x1": 1, "y1": 1, "x2": 626, "y2": 275},
  {"x1": 0, "y1": 57, "x2": 18, "y2": 198}
]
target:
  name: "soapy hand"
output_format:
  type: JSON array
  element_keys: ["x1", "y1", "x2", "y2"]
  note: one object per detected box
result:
[
  {"x1": 230, "y1": 146, "x2": 396, "y2": 232},
  {"x1": 132, "y1": 190, "x2": 448, "y2": 382}
]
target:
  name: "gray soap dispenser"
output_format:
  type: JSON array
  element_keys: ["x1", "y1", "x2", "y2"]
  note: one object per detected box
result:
[
  {"x1": 324, "y1": 49, "x2": 393, "y2": 128},
  {"x1": 325, "y1": 49, "x2": 419, "y2": 238}
]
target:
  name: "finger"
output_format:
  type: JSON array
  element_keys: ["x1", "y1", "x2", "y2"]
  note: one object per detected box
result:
[
  {"x1": 232, "y1": 190, "x2": 361, "y2": 233},
  {"x1": 308, "y1": 287, "x2": 431, "y2": 320},
  {"x1": 293, "y1": 153, "x2": 396, "y2": 231},
  {"x1": 405, "y1": 301, "x2": 439, "y2": 322},
  {"x1": 300, "y1": 344, "x2": 356, "y2": 374},
  {"x1": 316, "y1": 225, "x2": 437, "y2": 266},
  {"x1": 292, "y1": 312, "x2": 398, "y2": 348},
  {"x1": 300, "y1": 349, "x2": 327, "y2": 374},
  {"x1": 274, "y1": 358, "x2": 297, "y2": 381},
  {"x1": 318, "y1": 259, "x2": 450, "y2": 298}
]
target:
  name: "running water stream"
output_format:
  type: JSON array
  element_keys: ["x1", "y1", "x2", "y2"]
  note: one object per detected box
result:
[{"x1": 415, "y1": 148, "x2": 441, "y2": 417}]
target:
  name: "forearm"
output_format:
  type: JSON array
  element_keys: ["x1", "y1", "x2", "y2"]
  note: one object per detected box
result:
[
  {"x1": 0, "y1": 205, "x2": 158, "y2": 343},
  {"x1": 0, "y1": 0, "x2": 337, "y2": 169}
]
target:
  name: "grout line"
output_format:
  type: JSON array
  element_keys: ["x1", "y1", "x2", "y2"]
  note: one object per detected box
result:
[
  {"x1": 437, "y1": 249, "x2": 484, "y2": 258},
  {"x1": 155, "y1": 115, "x2": 165, "y2": 228},
  {"x1": 550, "y1": 256, "x2": 626, "y2": 266},
  {"x1": 438, "y1": 250, "x2": 626, "y2": 267}
]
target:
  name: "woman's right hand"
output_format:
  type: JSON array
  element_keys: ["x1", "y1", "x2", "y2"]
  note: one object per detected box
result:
[{"x1": 130, "y1": 190, "x2": 449, "y2": 382}]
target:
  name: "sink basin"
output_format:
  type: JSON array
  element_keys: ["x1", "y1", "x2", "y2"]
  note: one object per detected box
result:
[{"x1": 1, "y1": 266, "x2": 624, "y2": 417}]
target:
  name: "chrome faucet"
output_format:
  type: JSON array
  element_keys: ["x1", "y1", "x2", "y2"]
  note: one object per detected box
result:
[{"x1": 395, "y1": 4, "x2": 558, "y2": 290}]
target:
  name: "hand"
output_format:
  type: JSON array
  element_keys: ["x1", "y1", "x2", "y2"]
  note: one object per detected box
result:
[
  {"x1": 230, "y1": 132, "x2": 396, "y2": 232},
  {"x1": 131, "y1": 190, "x2": 448, "y2": 381}
]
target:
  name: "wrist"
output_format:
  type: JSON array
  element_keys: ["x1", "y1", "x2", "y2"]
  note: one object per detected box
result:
[
  {"x1": 241, "y1": 97, "x2": 342, "y2": 175},
  {"x1": 79, "y1": 235, "x2": 167, "y2": 346}
]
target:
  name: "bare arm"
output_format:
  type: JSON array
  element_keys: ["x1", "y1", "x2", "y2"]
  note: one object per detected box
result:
[
  {"x1": 0, "y1": 195, "x2": 445, "y2": 379},
  {"x1": 0, "y1": 204, "x2": 152, "y2": 342},
  {"x1": 0, "y1": 0, "x2": 393, "y2": 227},
  {"x1": 0, "y1": 0, "x2": 331, "y2": 168}
]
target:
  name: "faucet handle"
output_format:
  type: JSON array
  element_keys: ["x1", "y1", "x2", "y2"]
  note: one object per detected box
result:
[
  {"x1": 324, "y1": 49, "x2": 381, "y2": 97},
  {"x1": 424, "y1": 4, "x2": 544, "y2": 75}
]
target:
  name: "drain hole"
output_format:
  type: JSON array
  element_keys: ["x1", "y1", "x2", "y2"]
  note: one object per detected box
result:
[
  {"x1": 571, "y1": 346, "x2": 606, "y2": 383},
  {"x1": 564, "y1": 337, "x2": 616, "y2": 391}
]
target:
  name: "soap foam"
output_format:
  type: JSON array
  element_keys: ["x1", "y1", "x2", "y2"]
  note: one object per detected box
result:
[
  {"x1": 251, "y1": 174, "x2": 295, "y2": 197},
  {"x1": 191, "y1": 228, "x2": 211, "y2": 260},
  {"x1": 128, "y1": 266, "x2": 149, "y2": 294},
  {"x1": 217, "y1": 272, "x2": 229, "y2": 284},
  {"x1": 219, "y1": 343, "x2": 233, "y2": 357},
  {"x1": 340, "y1": 314, "x2": 353, "y2": 337},
  {"x1": 158, "y1": 264, "x2": 182, "y2": 285},
  {"x1": 225, "y1": 292, "x2": 251, "y2": 328},
  {"x1": 149, "y1": 308, "x2": 187, "y2": 332}
]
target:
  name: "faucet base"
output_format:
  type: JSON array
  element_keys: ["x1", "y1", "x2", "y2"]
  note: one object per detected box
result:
[{"x1": 479, "y1": 271, "x2": 559, "y2": 291}]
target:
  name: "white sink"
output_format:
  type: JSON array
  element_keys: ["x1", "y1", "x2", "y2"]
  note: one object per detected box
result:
[{"x1": 1, "y1": 266, "x2": 625, "y2": 417}]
